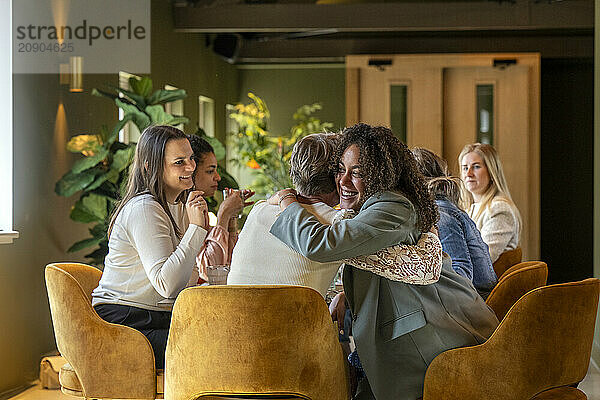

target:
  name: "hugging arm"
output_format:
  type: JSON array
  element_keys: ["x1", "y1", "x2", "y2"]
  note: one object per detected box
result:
[{"x1": 269, "y1": 194, "x2": 419, "y2": 262}]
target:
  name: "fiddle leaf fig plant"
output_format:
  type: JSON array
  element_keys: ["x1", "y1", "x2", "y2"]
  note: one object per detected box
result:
[{"x1": 55, "y1": 76, "x2": 189, "y2": 265}]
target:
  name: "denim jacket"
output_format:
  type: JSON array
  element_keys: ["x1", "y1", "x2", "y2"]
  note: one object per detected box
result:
[{"x1": 436, "y1": 197, "x2": 497, "y2": 297}]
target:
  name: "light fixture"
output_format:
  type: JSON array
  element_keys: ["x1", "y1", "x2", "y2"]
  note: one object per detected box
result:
[{"x1": 69, "y1": 56, "x2": 83, "y2": 92}]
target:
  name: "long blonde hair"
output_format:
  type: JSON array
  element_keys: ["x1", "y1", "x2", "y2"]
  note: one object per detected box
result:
[{"x1": 458, "y1": 143, "x2": 521, "y2": 225}]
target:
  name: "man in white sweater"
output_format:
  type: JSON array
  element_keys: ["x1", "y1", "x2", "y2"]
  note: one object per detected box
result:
[{"x1": 227, "y1": 133, "x2": 342, "y2": 296}]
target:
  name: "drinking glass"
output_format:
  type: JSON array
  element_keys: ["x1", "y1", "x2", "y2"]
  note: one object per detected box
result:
[{"x1": 206, "y1": 265, "x2": 230, "y2": 285}]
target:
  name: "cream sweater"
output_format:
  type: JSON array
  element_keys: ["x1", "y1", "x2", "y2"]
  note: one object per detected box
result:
[
  {"x1": 227, "y1": 201, "x2": 341, "y2": 297},
  {"x1": 92, "y1": 194, "x2": 207, "y2": 311},
  {"x1": 468, "y1": 198, "x2": 520, "y2": 263}
]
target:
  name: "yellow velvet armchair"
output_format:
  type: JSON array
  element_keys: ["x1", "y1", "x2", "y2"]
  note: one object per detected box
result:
[
  {"x1": 493, "y1": 246, "x2": 523, "y2": 279},
  {"x1": 165, "y1": 285, "x2": 350, "y2": 400},
  {"x1": 423, "y1": 278, "x2": 600, "y2": 400},
  {"x1": 486, "y1": 261, "x2": 548, "y2": 321},
  {"x1": 45, "y1": 263, "x2": 163, "y2": 399}
]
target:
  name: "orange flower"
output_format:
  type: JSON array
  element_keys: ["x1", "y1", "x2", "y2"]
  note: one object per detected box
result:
[{"x1": 246, "y1": 159, "x2": 260, "y2": 169}]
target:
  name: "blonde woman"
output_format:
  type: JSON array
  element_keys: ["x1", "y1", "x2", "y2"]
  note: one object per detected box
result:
[{"x1": 459, "y1": 143, "x2": 521, "y2": 263}]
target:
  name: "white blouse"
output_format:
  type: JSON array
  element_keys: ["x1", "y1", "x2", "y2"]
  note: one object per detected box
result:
[{"x1": 468, "y1": 198, "x2": 520, "y2": 263}]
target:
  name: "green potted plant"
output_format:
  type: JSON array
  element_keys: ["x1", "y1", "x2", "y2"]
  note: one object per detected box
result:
[{"x1": 229, "y1": 93, "x2": 333, "y2": 198}]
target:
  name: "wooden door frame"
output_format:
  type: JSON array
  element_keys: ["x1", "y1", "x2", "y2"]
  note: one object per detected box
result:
[{"x1": 346, "y1": 53, "x2": 540, "y2": 260}]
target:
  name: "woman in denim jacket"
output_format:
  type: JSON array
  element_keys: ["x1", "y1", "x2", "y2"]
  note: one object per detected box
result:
[{"x1": 413, "y1": 148, "x2": 497, "y2": 298}]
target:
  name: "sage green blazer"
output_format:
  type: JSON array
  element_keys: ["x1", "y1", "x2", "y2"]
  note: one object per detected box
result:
[{"x1": 270, "y1": 191, "x2": 499, "y2": 400}]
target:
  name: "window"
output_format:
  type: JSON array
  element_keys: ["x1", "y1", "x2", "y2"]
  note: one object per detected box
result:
[
  {"x1": 164, "y1": 84, "x2": 184, "y2": 130},
  {"x1": 198, "y1": 96, "x2": 215, "y2": 137},
  {"x1": 118, "y1": 71, "x2": 141, "y2": 143},
  {"x1": 389, "y1": 84, "x2": 408, "y2": 144},
  {"x1": 0, "y1": 0, "x2": 17, "y2": 243},
  {"x1": 476, "y1": 83, "x2": 494, "y2": 145}
]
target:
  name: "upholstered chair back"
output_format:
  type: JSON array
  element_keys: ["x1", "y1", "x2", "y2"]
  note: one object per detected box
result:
[
  {"x1": 45, "y1": 263, "x2": 158, "y2": 399},
  {"x1": 423, "y1": 278, "x2": 600, "y2": 400},
  {"x1": 493, "y1": 246, "x2": 523, "y2": 279},
  {"x1": 165, "y1": 285, "x2": 350, "y2": 400},
  {"x1": 486, "y1": 261, "x2": 548, "y2": 321}
]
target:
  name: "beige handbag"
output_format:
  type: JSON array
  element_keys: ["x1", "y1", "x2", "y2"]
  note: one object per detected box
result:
[{"x1": 39, "y1": 355, "x2": 67, "y2": 389}]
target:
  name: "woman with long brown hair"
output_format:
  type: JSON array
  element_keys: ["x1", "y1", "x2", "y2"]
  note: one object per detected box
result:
[{"x1": 92, "y1": 125, "x2": 209, "y2": 368}]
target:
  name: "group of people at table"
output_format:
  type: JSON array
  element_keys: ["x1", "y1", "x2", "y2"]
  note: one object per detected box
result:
[{"x1": 90, "y1": 123, "x2": 522, "y2": 400}]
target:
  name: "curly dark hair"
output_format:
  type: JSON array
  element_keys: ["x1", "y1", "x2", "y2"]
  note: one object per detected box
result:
[{"x1": 335, "y1": 123, "x2": 439, "y2": 232}]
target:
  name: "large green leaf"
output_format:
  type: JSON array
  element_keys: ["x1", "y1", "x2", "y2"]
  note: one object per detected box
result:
[
  {"x1": 91, "y1": 88, "x2": 120, "y2": 102},
  {"x1": 70, "y1": 193, "x2": 108, "y2": 223},
  {"x1": 98, "y1": 126, "x2": 110, "y2": 144},
  {"x1": 145, "y1": 104, "x2": 173, "y2": 125},
  {"x1": 146, "y1": 89, "x2": 187, "y2": 105},
  {"x1": 85, "y1": 169, "x2": 118, "y2": 191},
  {"x1": 200, "y1": 134, "x2": 226, "y2": 161},
  {"x1": 67, "y1": 236, "x2": 103, "y2": 253},
  {"x1": 89, "y1": 223, "x2": 108, "y2": 238},
  {"x1": 107, "y1": 115, "x2": 134, "y2": 145},
  {"x1": 84, "y1": 242, "x2": 109, "y2": 265},
  {"x1": 129, "y1": 76, "x2": 153, "y2": 97},
  {"x1": 115, "y1": 99, "x2": 150, "y2": 131},
  {"x1": 111, "y1": 146, "x2": 136, "y2": 172},
  {"x1": 116, "y1": 87, "x2": 146, "y2": 108},
  {"x1": 66, "y1": 134, "x2": 102, "y2": 154},
  {"x1": 71, "y1": 148, "x2": 109, "y2": 174},
  {"x1": 55, "y1": 169, "x2": 97, "y2": 197},
  {"x1": 85, "y1": 146, "x2": 134, "y2": 191},
  {"x1": 168, "y1": 116, "x2": 190, "y2": 126}
]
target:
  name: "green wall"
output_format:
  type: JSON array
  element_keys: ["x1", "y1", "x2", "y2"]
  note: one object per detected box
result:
[
  {"x1": 237, "y1": 65, "x2": 346, "y2": 135},
  {"x1": 0, "y1": 0, "x2": 238, "y2": 393},
  {"x1": 232, "y1": 65, "x2": 346, "y2": 189}
]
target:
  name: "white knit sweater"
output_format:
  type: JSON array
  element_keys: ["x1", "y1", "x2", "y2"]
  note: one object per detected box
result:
[
  {"x1": 468, "y1": 197, "x2": 520, "y2": 263},
  {"x1": 92, "y1": 194, "x2": 207, "y2": 311},
  {"x1": 227, "y1": 201, "x2": 341, "y2": 297}
]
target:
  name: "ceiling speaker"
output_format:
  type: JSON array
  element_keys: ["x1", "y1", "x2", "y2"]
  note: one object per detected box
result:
[{"x1": 211, "y1": 33, "x2": 242, "y2": 64}]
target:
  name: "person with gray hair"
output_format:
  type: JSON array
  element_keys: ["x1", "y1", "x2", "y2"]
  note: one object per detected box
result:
[
  {"x1": 227, "y1": 133, "x2": 344, "y2": 296},
  {"x1": 227, "y1": 133, "x2": 442, "y2": 297}
]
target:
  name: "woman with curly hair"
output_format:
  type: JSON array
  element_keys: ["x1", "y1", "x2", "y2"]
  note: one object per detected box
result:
[{"x1": 269, "y1": 123, "x2": 498, "y2": 400}]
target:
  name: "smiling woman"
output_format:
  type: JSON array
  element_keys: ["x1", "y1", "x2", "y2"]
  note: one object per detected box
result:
[
  {"x1": 335, "y1": 144, "x2": 366, "y2": 210},
  {"x1": 269, "y1": 124, "x2": 498, "y2": 400},
  {"x1": 186, "y1": 134, "x2": 254, "y2": 283},
  {"x1": 459, "y1": 143, "x2": 521, "y2": 263},
  {"x1": 91, "y1": 125, "x2": 210, "y2": 369}
]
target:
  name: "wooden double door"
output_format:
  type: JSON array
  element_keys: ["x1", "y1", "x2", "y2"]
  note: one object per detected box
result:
[{"x1": 346, "y1": 53, "x2": 540, "y2": 260}]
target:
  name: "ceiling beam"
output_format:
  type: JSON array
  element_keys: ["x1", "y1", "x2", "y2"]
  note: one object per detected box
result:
[
  {"x1": 235, "y1": 32, "x2": 593, "y2": 61},
  {"x1": 173, "y1": 0, "x2": 593, "y2": 33}
]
